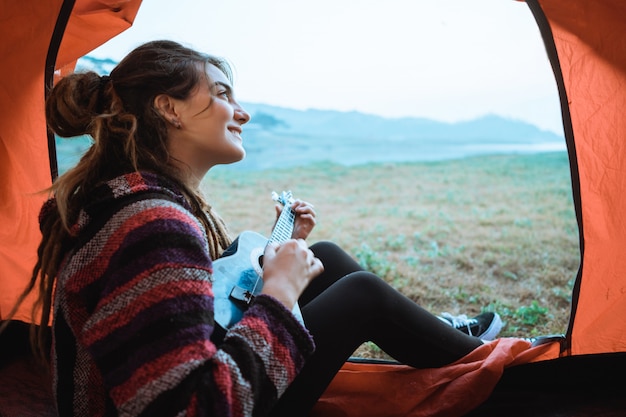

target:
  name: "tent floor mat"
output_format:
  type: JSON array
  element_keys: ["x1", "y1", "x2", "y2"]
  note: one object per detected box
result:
[
  {"x1": 0, "y1": 355, "x2": 56, "y2": 417},
  {"x1": 465, "y1": 388, "x2": 626, "y2": 417}
]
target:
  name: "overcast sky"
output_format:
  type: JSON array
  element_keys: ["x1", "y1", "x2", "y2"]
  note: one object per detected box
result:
[{"x1": 90, "y1": 0, "x2": 564, "y2": 135}]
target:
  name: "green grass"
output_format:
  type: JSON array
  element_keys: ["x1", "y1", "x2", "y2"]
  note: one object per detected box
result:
[{"x1": 202, "y1": 152, "x2": 579, "y2": 359}]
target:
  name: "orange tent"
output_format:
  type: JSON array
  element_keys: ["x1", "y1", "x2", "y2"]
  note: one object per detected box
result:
[
  {"x1": 0, "y1": 0, "x2": 142, "y2": 323},
  {"x1": 1, "y1": 0, "x2": 626, "y2": 416}
]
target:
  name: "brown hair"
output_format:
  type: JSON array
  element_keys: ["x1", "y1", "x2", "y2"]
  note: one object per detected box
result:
[{"x1": 2, "y1": 40, "x2": 233, "y2": 361}]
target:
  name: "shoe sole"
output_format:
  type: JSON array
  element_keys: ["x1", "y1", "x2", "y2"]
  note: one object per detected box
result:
[{"x1": 479, "y1": 313, "x2": 503, "y2": 341}]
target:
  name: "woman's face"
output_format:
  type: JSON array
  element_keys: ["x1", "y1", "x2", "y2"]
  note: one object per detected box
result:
[{"x1": 168, "y1": 64, "x2": 250, "y2": 178}]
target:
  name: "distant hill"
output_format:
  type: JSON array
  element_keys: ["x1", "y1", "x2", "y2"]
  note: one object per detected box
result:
[
  {"x1": 222, "y1": 103, "x2": 564, "y2": 171},
  {"x1": 243, "y1": 102, "x2": 559, "y2": 143},
  {"x1": 57, "y1": 57, "x2": 565, "y2": 173},
  {"x1": 77, "y1": 56, "x2": 118, "y2": 74}
]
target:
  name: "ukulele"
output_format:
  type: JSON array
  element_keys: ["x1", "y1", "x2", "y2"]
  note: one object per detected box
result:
[{"x1": 212, "y1": 190, "x2": 305, "y2": 329}]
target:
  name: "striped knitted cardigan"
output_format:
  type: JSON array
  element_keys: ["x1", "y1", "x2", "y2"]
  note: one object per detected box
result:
[{"x1": 47, "y1": 171, "x2": 315, "y2": 417}]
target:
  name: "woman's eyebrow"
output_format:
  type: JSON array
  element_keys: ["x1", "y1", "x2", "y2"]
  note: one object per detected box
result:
[{"x1": 213, "y1": 81, "x2": 233, "y2": 93}]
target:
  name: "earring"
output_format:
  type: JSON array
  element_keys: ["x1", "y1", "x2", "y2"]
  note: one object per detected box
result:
[{"x1": 171, "y1": 119, "x2": 181, "y2": 129}]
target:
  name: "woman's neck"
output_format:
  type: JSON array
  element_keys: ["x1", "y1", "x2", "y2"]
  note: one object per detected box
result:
[{"x1": 171, "y1": 160, "x2": 206, "y2": 192}]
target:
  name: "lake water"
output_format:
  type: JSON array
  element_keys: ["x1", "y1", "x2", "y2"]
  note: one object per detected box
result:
[
  {"x1": 217, "y1": 140, "x2": 567, "y2": 172},
  {"x1": 55, "y1": 134, "x2": 567, "y2": 175}
]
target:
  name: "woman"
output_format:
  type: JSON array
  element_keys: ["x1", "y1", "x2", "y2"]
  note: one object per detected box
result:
[{"x1": 5, "y1": 40, "x2": 501, "y2": 417}]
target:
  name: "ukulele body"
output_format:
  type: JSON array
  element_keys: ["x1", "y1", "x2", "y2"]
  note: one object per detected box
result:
[{"x1": 213, "y1": 231, "x2": 305, "y2": 329}]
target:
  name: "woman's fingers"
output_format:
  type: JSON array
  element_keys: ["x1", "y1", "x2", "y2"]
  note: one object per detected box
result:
[{"x1": 261, "y1": 240, "x2": 323, "y2": 309}]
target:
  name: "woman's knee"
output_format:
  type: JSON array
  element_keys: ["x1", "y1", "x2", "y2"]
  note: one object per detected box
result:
[
  {"x1": 304, "y1": 271, "x2": 391, "y2": 328},
  {"x1": 310, "y1": 241, "x2": 344, "y2": 258},
  {"x1": 333, "y1": 271, "x2": 392, "y2": 305},
  {"x1": 309, "y1": 241, "x2": 363, "y2": 274}
]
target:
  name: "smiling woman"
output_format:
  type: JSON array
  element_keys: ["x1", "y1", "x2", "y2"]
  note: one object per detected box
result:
[
  {"x1": 5, "y1": 1, "x2": 626, "y2": 416},
  {"x1": 0, "y1": 39, "x2": 520, "y2": 417}
]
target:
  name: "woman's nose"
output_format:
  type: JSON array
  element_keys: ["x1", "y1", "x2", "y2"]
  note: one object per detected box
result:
[{"x1": 235, "y1": 104, "x2": 250, "y2": 125}]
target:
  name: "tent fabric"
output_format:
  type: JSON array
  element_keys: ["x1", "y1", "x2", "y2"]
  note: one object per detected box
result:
[
  {"x1": 0, "y1": 0, "x2": 142, "y2": 323},
  {"x1": 311, "y1": 338, "x2": 558, "y2": 417},
  {"x1": 528, "y1": 0, "x2": 626, "y2": 356}
]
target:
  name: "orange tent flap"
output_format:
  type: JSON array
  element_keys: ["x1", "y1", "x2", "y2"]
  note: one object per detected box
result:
[
  {"x1": 57, "y1": 1, "x2": 143, "y2": 69},
  {"x1": 535, "y1": 0, "x2": 626, "y2": 355},
  {"x1": 0, "y1": 0, "x2": 142, "y2": 322},
  {"x1": 313, "y1": 338, "x2": 559, "y2": 417},
  {"x1": 0, "y1": 0, "x2": 63, "y2": 321}
]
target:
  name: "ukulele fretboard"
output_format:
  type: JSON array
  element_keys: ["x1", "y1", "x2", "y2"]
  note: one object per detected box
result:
[{"x1": 268, "y1": 209, "x2": 295, "y2": 244}]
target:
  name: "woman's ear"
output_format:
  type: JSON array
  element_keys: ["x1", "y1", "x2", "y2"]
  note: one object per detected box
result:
[{"x1": 154, "y1": 94, "x2": 181, "y2": 129}]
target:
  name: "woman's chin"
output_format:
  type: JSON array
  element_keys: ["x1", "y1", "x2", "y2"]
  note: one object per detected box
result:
[{"x1": 223, "y1": 150, "x2": 246, "y2": 166}]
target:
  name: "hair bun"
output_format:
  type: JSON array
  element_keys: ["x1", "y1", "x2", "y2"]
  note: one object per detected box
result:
[{"x1": 45, "y1": 71, "x2": 102, "y2": 137}]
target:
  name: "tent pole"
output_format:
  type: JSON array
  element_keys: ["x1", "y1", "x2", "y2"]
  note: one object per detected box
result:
[
  {"x1": 44, "y1": 0, "x2": 77, "y2": 182},
  {"x1": 525, "y1": 0, "x2": 583, "y2": 355}
]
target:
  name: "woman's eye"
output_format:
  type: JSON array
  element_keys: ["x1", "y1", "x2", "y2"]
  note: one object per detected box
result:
[{"x1": 218, "y1": 90, "x2": 230, "y2": 98}]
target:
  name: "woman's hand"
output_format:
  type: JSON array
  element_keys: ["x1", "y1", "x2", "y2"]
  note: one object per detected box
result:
[
  {"x1": 260, "y1": 239, "x2": 324, "y2": 310},
  {"x1": 275, "y1": 199, "x2": 317, "y2": 240}
]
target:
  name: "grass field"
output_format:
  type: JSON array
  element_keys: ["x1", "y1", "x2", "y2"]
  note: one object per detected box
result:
[{"x1": 202, "y1": 151, "x2": 579, "y2": 359}]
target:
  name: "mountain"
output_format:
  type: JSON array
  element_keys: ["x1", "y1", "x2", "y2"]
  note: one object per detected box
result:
[
  {"x1": 57, "y1": 57, "x2": 565, "y2": 173},
  {"x1": 77, "y1": 56, "x2": 118, "y2": 74},
  {"x1": 243, "y1": 103, "x2": 558, "y2": 143},
  {"x1": 229, "y1": 102, "x2": 564, "y2": 171}
]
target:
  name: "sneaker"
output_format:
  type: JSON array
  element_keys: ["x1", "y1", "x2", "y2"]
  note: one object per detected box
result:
[{"x1": 438, "y1": 312, "x2": 503, "y2": 341}]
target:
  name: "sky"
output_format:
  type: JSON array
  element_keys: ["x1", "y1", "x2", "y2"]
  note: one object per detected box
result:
[{"x1": 90, "y1": 0, "x2": 564, "y2": 135}]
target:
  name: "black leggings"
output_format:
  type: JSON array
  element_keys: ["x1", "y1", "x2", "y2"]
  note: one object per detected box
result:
[{"x1": 268, "y1": 241, "x2": 483, "y2": 417}]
